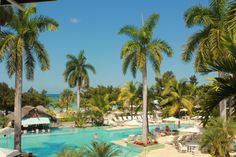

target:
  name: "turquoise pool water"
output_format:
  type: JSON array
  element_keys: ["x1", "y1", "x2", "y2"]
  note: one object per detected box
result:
[{"x1": 0, "y1": 124, "x2": 188, "y2": 157}]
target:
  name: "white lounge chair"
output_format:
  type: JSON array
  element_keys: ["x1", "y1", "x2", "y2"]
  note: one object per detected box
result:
[
  {"x1": 178, "y1": 143, "x2": 188, "y2": 153},
  {"x1": 124, "y1": 134, "x2": 136, "y2": 143},
  {"x1": 107, "y1": 120, "x2": 117, "y2": 126},
  {"x1": 113, "y1": 117, "x2": 119, "y2": 122},
  {"x1": 135, "y1": 135, "x2": 142, "y2": 142},
  {"x1": 133, "y1": 116, "x2": 138, "y2": 120},
  {"x1": 118, "y1": 116, "x2": 124, "y2": 122},
  {"x1": 191, "y1": 147, "x2": 200, "y2": 155},
  {"x1": 137, "y1": 116, "x2": 142, "y2": 121},
  {"x1": 127, "y1": 116, "x2": 132, "y2": 120},
  {"x1": 123, "y1": 116, "x2": 128, "y2": 121}
]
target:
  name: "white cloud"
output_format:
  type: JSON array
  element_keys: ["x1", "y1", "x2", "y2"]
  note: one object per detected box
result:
[{"x1": 69, "y1": 18, "x2": 79, "y2": 24}]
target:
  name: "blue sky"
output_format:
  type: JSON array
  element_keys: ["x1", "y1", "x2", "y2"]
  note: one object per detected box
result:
[{"x1": 0, "y1": 0, "x2": 215, "y2": 93}]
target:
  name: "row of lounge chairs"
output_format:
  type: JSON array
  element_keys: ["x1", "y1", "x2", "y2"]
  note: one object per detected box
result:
[
  {"x1": 22, "y1": 128, "x2": 51, "y2": 135},
  {"x1": 168, "y1": 135, "x2": 200, "y2": 155},
  {"x1": 110, "y1": 115, "x2": 156, "y2": 125}
]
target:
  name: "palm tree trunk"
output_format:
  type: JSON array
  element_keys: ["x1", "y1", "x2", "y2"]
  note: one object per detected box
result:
[
  {"x1": 142, "y1": 62, "x2": 148, "y2": 144},
  {"x1": 14, "y1": 55, "x2": 22, "y2": 152},
  {"x1": 130, "y1": 103, "x2": 133, "y2": 120},
  {"x1": 77, "y1": 85, "x2": 81, "y2": 110},
  {"x1": 218, "y1": 72, "x2": 227, "y2": 121}
]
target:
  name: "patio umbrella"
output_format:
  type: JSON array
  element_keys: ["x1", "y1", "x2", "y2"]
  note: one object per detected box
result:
[
  {"x1": 191, "y1": 116, "x2": 202, "y2": 120},
  {"x1": 163, "y1": 117, "x2": 179, "y2": 122},
  {"x1": 0, "y1": 148, "x2": 20, "y2": 157},
  {"x1": 112, "y1": 110, "x2": 123, "y2": 115},
  {"x1": 123, "y1": 120, "x2": 141, "y2": 126},
  {"x1": 180, "y1": 108, "x2": 188, "y2": 112}
]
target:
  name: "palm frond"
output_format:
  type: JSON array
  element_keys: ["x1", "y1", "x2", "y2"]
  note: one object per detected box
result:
[
  {"x1": 23, "y1": 4, "x2": 37, "y2": 19},
  {"x1": 227, "y1": 1, "x2": 236, "y2": 30},
  {"x1": 142, "y1": 13, "x2": 160, "y2": 36},
  {"x1": 84, "y1": 64, "x2": 96, "y2": 74},
  {"x1": 184, "y1": 5, "x2": 214, "y2": 27},
  {"x1": 182, "y1": 27, "x2": 211, "y2": 62},
  {"x1": 118, "y1": 25, "x2": 139, "y2": 41},
  {"x1": 0, "y1": 31, "x2": 15, "y2": 62},
  {"x1": 30, "y1": 15, "x2": 58, "y2": 32},
  {"x1": 33, "y1": 40, "x2": 50, "y2": 71}
]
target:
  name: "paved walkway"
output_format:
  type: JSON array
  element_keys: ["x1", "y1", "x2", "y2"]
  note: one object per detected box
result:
[{"x1": 137, "y1": 136, "x2": 210, "y2": 157}]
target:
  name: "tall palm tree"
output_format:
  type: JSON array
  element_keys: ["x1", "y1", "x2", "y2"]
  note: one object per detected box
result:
[
  {"x1": 118, "y1": 81, "x2": 138, "y2": 119},
  {"x1": 119, "y1": 13, "x2": 173, "y2": 144},
  {"x1": 64, "y1": 51, "x2": 96, "y2": 109},
  {"x1": 200, "y1": 118, "x2": 236, "y2": 157},
  {"x1": 160, "y1": 80, "x2": 193, "y2": 124},
  {"x1": 182, "y1": 0, "x2": 236, "y2": 70},
  {"x1": 0, "y1": 5, "x2": 58, "y2": 151}
]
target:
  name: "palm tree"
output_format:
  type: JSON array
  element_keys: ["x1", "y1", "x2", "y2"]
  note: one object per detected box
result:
[
  {"x1": 200, "y1": 118, "x2": 236, "y2": 157},
  {"x1": 56, "y1": 142, "x2": 120, "y2": 157},
  {"x1": 182, "y1": 0, "x2": 236, "y2": 121},
  {"x1": 60, "y1": 89, "x2": 75, "y2": 112},
  {"x1": 118, "y1": 81, "x2": 138, "y2": 119},
  {"x1": 0, "y1": 5, "x2": 58, "y2": 151},
  {"x1": 119, "y1": 13, "x2": 173, "y2": 144},
  {"x1": 160, "y1": 80, "x2": 193, "y2": 127},
  {"x1": 57, "y1": 149, "x2": 85, "y2": 157},
  {"x1": 182, "y1": 0, "x2": 236, "y2": 70},
  {"x1": 86, "y1": 142, "x2": 121, "y2": 157},
  {"x1": 199, "y1": 43, "x2": 236, "y2": 124},
  {"x1": 64, "y1": 51, "x2": 96, "y2": 109},
  {"x1": 84, "y1": 95, "x2": 112, "y2": 126}
]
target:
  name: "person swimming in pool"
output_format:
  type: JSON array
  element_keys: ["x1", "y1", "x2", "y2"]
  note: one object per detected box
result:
[
  {"x1": 93, "y1": 133, "x2": 99, "y2": 140},
  {"x1": 154, "y1": 125, "x2": 161, "y2": 138}
]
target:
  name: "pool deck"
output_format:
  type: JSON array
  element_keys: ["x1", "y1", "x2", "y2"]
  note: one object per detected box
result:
[
  {"x1": 112, "y1": 136, "x2": 210, "y2": 157},
  {"x1": 105, "y1": 125, "x2": 141, "y2": 130}
]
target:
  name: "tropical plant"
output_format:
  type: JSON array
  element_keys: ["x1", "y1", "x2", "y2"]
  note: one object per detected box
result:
[
  {"x1": 182, "y1": 0, "x2": 236, "y2": 71},
  {"x1": 86, "y1": 142, "x2": 121, "y2": 157},
  {"x1": 22, "y1": 88, "x2": 51, "y2": 107},
  {"x1": 189, "y1": 75, "x2": 198, "y2": 85},
  {"x1": 57, "y1": 149, "x2": 85, "y2": 157},
  {"x1": 0, "y1": 5, "x2": 58, "y2": 151},
  {"x1": 84, "y1": 95, "x2": 112, "y2": 126},
  {"x1": 118, "y1": 13, "x2": 173, "y2": 144},
  {"x1": 0, "y1": 82, "x2": 14, "y2": 114},
  {"x1": 59, "y1": 89, "x2": 75, "y2": 112},
  {"x1": 57, "y1": 142, "x2": 120, "y2": 157},
  {"x1": 199, "y1": 42, "x2": 236, "y2": 125},
  {"x1": 73, "y1": 110, "x2": 88, "y2": 128},
  {"x1": 64, "y1": 51, "x2": 96, "y2": 109},
  {"x1": 0, "y1": 116, "x2": 9, "y2": 128},
  {"x1": 200, "y1": 117, "x2": 236, "y2": 157},
  {"x1": 160, "y1": 80, "x2": 194, "y2": 117},
  {"x1": 118, "y1": 81, "x2": 138, "y2": 119}
]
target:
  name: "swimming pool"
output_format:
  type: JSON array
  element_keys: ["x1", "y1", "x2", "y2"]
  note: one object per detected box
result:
[{"x1": 0, "y1": 124, "x2": 189, "y2": 157}]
